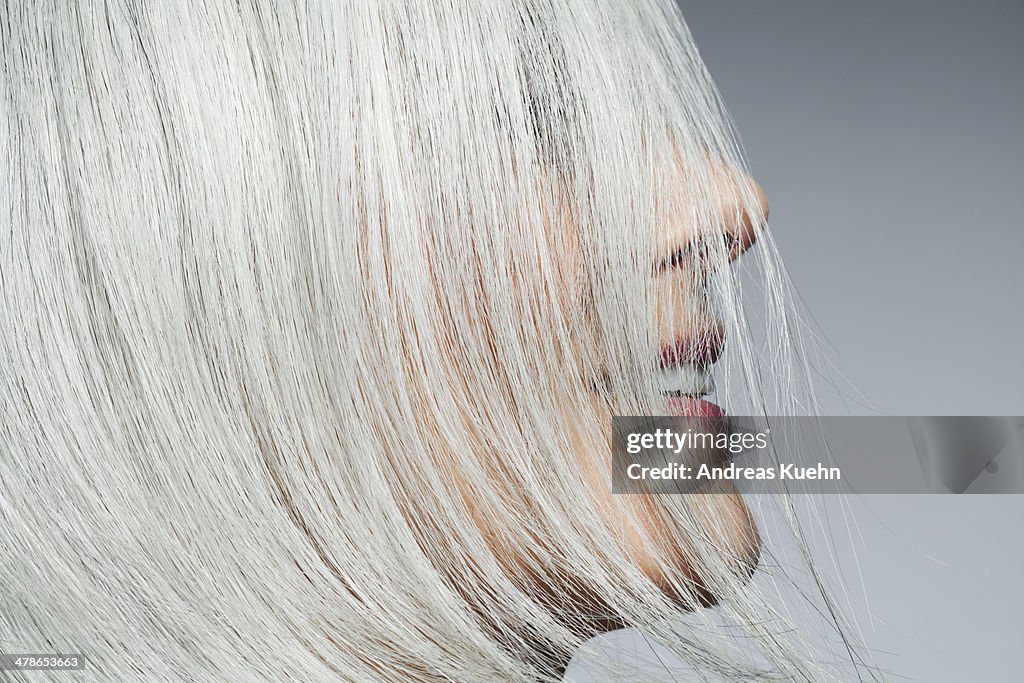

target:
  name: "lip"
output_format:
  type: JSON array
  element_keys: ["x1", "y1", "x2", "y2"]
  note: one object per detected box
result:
[
  {"x1": 659, "y1": 323, "x2": 725, "y2": 368},
  {"x1": 665, "y1": 396, "x2": 726, "y2": 418}
]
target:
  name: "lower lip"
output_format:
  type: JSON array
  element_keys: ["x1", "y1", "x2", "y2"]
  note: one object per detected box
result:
[{"x1": 665, "y1": 397, "x2": 726, "y2": 418}]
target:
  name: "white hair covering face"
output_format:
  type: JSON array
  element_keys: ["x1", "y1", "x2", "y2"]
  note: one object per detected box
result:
[{"x1": 1, "y1": 1, "x2": 879, "y2": 681}]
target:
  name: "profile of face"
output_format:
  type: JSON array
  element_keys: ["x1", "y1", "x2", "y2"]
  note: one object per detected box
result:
[{"x1": 387, "y1": 143, "x2": 771, "y2": 636}]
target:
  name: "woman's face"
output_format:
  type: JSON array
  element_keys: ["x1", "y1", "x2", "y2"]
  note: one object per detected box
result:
[
  {"x1": 570, "y1": 154, "x2": 769, "y2": 614},
  {"x1": 402, "y1": 147, "x2": 769, "y2": 632}
]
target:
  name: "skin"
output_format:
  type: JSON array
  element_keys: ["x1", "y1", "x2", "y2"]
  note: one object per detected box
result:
[
  {"x1": 579, "y1": 156, "x2": 769, "y2": 607},
  {"x1": 426, "y1": 153, "x2": 771, "y2": 676}
]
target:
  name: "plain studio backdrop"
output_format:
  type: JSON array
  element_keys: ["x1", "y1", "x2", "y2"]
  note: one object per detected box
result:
[{"x1": 569, "y1": 1, "x2": 1024, "y2": 681}]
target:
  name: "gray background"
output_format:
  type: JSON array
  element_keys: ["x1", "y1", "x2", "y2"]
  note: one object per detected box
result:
[
  {"x1": 571, "y1": 1, "x2": 1024, "y2": 680},
  {"x1": 684, "y1": 0, "x2": 1024, "y2": 417}
]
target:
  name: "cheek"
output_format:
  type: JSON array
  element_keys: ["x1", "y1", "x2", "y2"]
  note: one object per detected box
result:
[
  {"x1": 544, "y1": 205, "x2": 585, "y2": 308},
  {"x1": 533, "y1": 202, "x2": 605, "y2": 376}
]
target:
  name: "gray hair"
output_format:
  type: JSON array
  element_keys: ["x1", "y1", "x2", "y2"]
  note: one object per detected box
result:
[{"x1": 1, "y1": 1, "x2": 877, "y2": 680}]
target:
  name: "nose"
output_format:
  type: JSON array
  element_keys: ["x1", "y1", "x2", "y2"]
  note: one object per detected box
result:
[
  {"x1": 657, "y1": 161, "x2": 769, "y2": 270},
  {"x1": 718, "y1": 170, "x2": 768, "y2": 262}
]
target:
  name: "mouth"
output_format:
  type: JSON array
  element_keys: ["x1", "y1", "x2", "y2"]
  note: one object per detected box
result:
[
  {"x1": 588, "y1": 325, "x2": 726, "y2": 417},
  {"x1": 661, "y1": 366, "x2": 724, "y2": 418},
  {"x1": 658, "y1": 363, "x2": 714, "y2": 397},
  {"x1": 659, "y1": 328, "x2": 726, "y2": 418}
]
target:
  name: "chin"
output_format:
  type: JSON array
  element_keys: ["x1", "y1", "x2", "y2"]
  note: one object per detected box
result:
[{"x1": 637, "y1": 488, "x2": 763, "y2": 609}]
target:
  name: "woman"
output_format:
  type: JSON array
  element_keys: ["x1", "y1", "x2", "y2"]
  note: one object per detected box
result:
[{"x1": 1, "y1": 1, "x2": 874, "y2": 680}]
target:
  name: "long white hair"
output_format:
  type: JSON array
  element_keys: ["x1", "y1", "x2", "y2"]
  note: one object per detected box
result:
[{"x1": 1, "y1": 1, "x2": 877, "y2": 680}]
